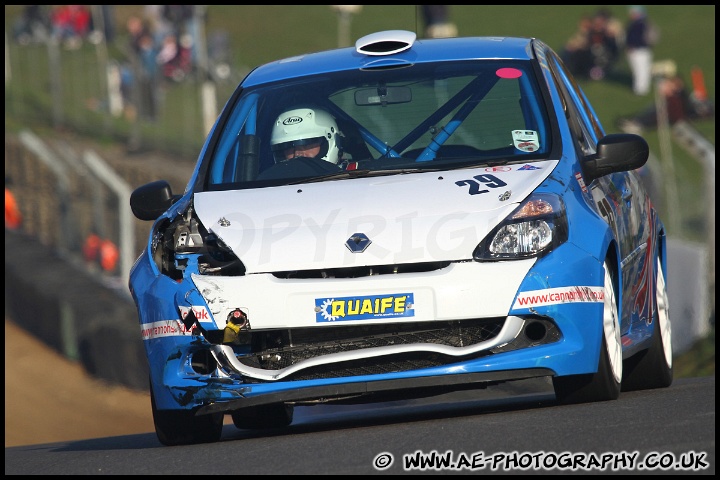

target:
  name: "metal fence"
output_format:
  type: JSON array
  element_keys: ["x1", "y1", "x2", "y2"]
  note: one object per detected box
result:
[
  {"x1": 5, "y1": 16, "x2": 245, "y2": 161},
  {"x1": 5, "y1": 18, "x2": 242, "y2": 290},
  {"x1": 4, "y1": 129, "x2": 194, "y2": 293}
]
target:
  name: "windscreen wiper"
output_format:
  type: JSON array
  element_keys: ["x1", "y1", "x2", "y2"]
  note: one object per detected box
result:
[{"x1": 287, "y1": 168, "x2": 431, "y2": 185}]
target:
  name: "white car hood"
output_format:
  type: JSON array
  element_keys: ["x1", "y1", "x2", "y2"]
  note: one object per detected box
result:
[{"x1": 193, "y1": 161, "x2": 558, "y2": 273}]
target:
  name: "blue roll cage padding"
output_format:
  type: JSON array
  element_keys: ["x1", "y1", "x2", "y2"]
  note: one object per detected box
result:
[{"x1": 415, "y1": 76, "x2": 499, "y2": 162}]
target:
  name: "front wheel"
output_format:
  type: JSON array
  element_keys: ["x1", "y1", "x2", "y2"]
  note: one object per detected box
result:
[
  {"x1": 150, "y1": 383, "x2": 224, "y2": 446},
  {"x1": 622, "y1": 258, "x2": 673, "y2": 391},
  {"x1": 553, "y1": 260, "x2": 622, "y2": 404}
]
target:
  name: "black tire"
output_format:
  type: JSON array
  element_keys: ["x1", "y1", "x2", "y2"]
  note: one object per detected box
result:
[
  {"x1": 622, "y1": 258, "x2": 673, "y2": 391},
  {"x1": 151, "y1": 383, "x2": 224, "y2": 446},
  {"x1": 231, "y1": 403, "x2": 294, "y2": 430},
  {"x1": 553, "y1": 260, "x2": 622, "y2": 404}
]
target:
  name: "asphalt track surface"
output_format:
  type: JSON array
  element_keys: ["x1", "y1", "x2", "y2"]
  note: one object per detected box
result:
[{"x1": 5, "y1": 375, "x2": 715, "y2": 475}]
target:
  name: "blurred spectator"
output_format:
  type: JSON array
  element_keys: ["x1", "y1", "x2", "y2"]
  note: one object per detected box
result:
[
  {"x1": 124, "y1": 14, "x2": 161, "y2": 121},
  {"x1": 421, "y1": 5, "x2": 458, "y2": 39},
  {"x1": 125, "y1": 15, "x2": 157, "y2": 84},
  {"x1": 141, "y1": 5, "x2": 194, "y2": 80},
  {"x1": 585, "y1": 13, "x2": 617, "y2": 80},
  {"x1": 12, "y1": 5, "x2": 51, "y2": 45},
  {"x1": 99, "y1": 238, "x2": 120, "y2": 274},
  {"x1": 82, "y1": 232, "x2": 119, "y2": 273},
  {"x1": 616, "y1": 74, "x2": 714, "y2": 133},
  {"x1": 156, "y1": 32, "x2": 193, "y2": 83},
  {"x1": 126, "y1": 14, "x2": 150, "y2": 54},
  {"x1": 156, "y1": 33, "x2": 180, "y2": 68},
  {"x1": 162, "y1": 5, "x2": 198, "y2": 65},
  {"x1": 50, "y1": 5, "x2": 92, "y2": 50},
  {"x1": 560, "y1": 15, "x2": 593, "y2": 77},
  {"x1": 586, "y1": 8, "x2": 622, "y2": 80},
  {"x1": 597, "y1": 7, "x2": 625, "y2": 50},
  {"x1": 82, "y1": 231, "x2": 102, "y2": 265},
  {"x1": 5, "y1": 177, "x2": 23, "y2": 231},
  {"x1": 624, "y1": 5, "x2": 657, "y2": 96},
  {"x1": 561, "y1": 9, "x2": 621, "y2": 80}
]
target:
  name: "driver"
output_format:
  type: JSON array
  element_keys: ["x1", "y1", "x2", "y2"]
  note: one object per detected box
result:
[{"x1": 270, "y1": 107, "x2": 344, "y2": 164}]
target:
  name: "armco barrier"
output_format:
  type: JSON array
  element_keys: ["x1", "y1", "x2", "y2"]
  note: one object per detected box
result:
[
  {"x1": 5, "y1": 228, "x2": 149, "y2": 390},
  {"x1": 5, "y1": 129, "x2": 195, "y2": 391}
]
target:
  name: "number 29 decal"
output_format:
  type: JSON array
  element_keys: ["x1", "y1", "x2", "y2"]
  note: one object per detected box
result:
[{"x1": 455, "y1": 174, "x2": 508, "y2": 195}]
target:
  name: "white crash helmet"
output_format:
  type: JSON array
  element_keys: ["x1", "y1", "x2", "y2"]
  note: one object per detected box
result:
[{"x1": 271, "y1": 107, "x2": 344, "y2": 164}]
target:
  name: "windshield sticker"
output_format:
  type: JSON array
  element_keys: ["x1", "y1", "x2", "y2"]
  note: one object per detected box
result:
[
  {"x1": 512, "y1": 130, "x2": 540, "y2": 152},
  {"x1": 315, "y1": 293, "x2": 414, "y2": 322},
  {"x1": 496, "y1": 68, "x2": 523, "y2": 79}
]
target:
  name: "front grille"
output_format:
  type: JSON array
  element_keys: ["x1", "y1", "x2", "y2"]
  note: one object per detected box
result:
[
  {"x1": 236, "y1": 318, "x2": 505, "y2": 381},
  {"x1": 286, "y1": 352, "x2": 458, "y2": 381}
]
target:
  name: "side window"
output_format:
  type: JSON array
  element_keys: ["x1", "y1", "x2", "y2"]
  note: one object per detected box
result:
[
  {"x1": 554, "y1": 53, "x2": 605, "y2": 141},
  {"x1": 547, "y1": 53, "x2": 598, "y2": 157}
]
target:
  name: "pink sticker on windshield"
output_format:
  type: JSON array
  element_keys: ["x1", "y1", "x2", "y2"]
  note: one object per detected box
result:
[{"x1": 496, "y1": 68, "x2": 522, "y2": 79}]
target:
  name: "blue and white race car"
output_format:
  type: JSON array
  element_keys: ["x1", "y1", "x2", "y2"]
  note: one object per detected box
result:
[{"x1": 129, "y1": 30, "x2": 672, "y2": 446}]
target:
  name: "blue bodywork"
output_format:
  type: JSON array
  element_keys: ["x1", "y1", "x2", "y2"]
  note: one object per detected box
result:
[{"x1": 129, "y1": 33, "x2": 668, "y2": 444}]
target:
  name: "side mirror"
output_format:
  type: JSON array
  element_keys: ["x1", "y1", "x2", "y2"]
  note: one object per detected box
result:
[
  {"x1": 130, "y1": 180, "x2": 177, "y2": 221},
  {"x1": 582, "y1": 133, "x2": 649, "y2": 184}
]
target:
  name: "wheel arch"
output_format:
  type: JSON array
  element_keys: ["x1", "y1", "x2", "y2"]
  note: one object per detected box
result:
[
  {"x1": 657, "y1": 225, "x2": 668, "y2": 285},
  {"x1": 604, "y1": 239, "x2": 622, "y2": 328}
]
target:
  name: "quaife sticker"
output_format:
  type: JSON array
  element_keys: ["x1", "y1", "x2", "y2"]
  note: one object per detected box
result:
[
  {"x1": 315, "y1": 293, "x2": 415, "y2": 322},
  {"x1": 512, "y1": 130, "x2": 540, "y2": 152}
]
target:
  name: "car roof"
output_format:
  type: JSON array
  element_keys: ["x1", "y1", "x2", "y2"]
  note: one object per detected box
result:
[{"x1": 242, "y1": 34, "x2": 537, "y2": 87}]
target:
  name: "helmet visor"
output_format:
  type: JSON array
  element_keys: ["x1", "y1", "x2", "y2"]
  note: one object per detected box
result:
[{"x1": 272, "y1": 136, "x2": 326, "y2": 162}]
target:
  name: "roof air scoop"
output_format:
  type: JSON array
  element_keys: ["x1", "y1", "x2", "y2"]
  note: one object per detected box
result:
[{"x1": 355, "y1": 30, "x2": 417, "y2": 56}]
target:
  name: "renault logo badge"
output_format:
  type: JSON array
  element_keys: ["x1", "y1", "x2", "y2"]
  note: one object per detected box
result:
[{"x1": 345, "y1": 233, "x2": 371, "y2": 253}]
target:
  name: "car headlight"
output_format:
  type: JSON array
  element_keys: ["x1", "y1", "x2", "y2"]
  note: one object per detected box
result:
[
  {"x1": 473, "y1": 193, "x2": 567, "y2": 261},
  {"x1": 151, "y1": 206, "x2": 246, "y2": 278}
]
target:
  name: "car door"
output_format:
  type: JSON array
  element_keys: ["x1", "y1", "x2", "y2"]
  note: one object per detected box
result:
[{"x1": 545, "y1": 47, "x2": 652, "y2": 334}]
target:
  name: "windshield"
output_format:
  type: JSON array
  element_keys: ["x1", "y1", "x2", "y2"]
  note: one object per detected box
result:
[{"x1": 203, "y1": 60, "x2": 553, "y2": 190}]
